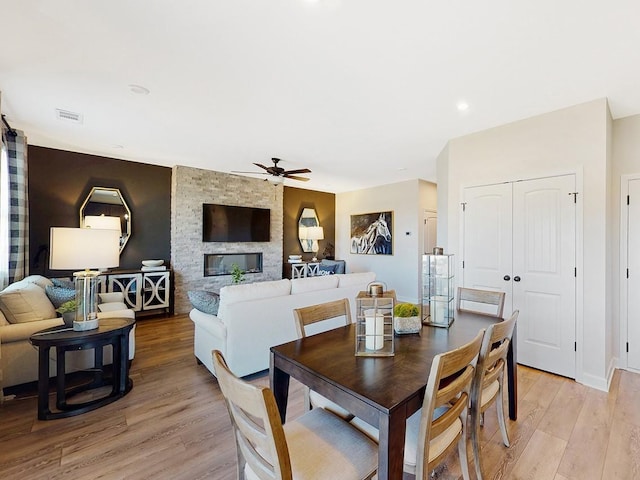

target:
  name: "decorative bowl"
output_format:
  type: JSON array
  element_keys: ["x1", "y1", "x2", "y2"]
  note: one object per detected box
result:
[{"x1": 142, "y1": 259, "x2": 164, "y2": 267}]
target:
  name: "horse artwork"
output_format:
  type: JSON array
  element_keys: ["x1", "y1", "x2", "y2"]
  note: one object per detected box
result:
[{"x1": 350, "y1": 211, "x2": 393, "y2": 255}]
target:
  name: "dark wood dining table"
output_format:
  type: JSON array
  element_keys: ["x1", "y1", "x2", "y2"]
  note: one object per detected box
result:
[{"x1": 270, "y1": 310, "x2": 517, "y2": 480}]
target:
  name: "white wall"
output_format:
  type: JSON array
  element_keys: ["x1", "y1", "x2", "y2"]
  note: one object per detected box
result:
[
  {"x1": 612, "y1": 113, "x2": 640, "y2": 370},
  {"x1": 439, "y1": 98, "x2": 612, "y2": 390},
  {"x1": 336, "y1": 179, "x2": 437, "y2": 303}
]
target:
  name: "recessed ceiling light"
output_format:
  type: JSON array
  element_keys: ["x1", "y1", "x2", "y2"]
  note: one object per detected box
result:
[
  {"x1": 129, "y1": 84, "x2": 150, "y2": 95},
  {"x1": 456, "y1": 101, "x2": 469, "y2": 112}
]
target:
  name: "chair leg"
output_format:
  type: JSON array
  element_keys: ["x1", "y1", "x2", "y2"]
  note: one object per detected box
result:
[
  {"x1": 303, "y1": 386, "x2": 312, "y2": 412},
  {"x1": 496, "y1": 375, "x2": 510, "y2": 447},
  {"x1": 458, "y1": 414, "x2": 472, "y2": 480},
  {"x1": 470, "y1": 404, "x2": 484, "y2": 480}
]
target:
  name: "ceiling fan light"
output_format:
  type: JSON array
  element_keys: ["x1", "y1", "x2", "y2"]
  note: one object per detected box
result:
[{"x1": 267, "y1": 176, "x2": 284, "y2": 185}]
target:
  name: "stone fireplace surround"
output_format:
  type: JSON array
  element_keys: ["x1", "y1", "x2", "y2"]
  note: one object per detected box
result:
[{"x1": 171, "y1": 166, "x2": 283, "y2": 314}]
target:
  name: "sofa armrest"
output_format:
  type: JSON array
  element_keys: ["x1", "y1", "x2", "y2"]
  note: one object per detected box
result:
[{"x1": 0, "y1": 318, "x2": 64, "y2": 343}]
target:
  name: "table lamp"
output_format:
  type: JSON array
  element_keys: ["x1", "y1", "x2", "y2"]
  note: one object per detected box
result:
[
  {"x1": 49, "y1": 227, "x2": 120, "y2": 331},
  {"x1": 305, "y1": 226, "x2": 324, "y2": 262}
]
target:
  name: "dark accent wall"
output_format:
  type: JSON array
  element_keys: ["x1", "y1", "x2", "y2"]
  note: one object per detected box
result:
[
  {"x1": 282, "y1": 186, "x2": 335, "y2": 277},
  {"x1": 28, "y1": 146, "x2": 171, "y2": 275}
]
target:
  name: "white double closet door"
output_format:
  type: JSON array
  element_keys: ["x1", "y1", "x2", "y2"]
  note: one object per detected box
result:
[{"x1": 462, "y1": 174, "x2": 576, "y2": 378}]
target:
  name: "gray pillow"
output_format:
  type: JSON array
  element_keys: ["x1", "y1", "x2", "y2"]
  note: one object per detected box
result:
[
  {"x1": 188, "y1": 290, "x2": 220, "y2": 315},
  {"x1": 51, "y1": 277, "x2": 75, "y2": 290},
  {"x1": 318, "y1": 264, "x2": 337, "y2": 275},
  {"x1": 45, "y1": 284, "x2": 76, "y2": 308}
]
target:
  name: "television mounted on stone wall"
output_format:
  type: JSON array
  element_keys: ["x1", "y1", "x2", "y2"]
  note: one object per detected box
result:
[{"x1": 202, "y1": 203, "x2": 270, "y2": 242}]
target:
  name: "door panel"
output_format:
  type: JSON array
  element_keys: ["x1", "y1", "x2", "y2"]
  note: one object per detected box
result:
[
  {"x1": 463, "y1": 175, "x2": 576, "y2": 378},
  {"x1": 628, "y1": 179, "x2": 640, "y2": 370},
  {"x1": 462, "y1": 183, "x2": 512, "y2": 314},
  {"x1": 513, "y1": 175, "x2": 576, "y2": 377},
  {"x1": 423, "y1": 210, "x2": 437, "y2": 254}
]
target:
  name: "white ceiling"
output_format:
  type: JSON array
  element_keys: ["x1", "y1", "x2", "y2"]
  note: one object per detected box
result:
[{"x1": 2, "y1": 0, "x2": 640, "y2": 193}]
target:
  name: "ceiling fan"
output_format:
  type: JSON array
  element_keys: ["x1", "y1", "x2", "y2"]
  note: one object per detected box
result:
[{"x1": 232, "y1": 158, "x2": 311, "y2": 182}]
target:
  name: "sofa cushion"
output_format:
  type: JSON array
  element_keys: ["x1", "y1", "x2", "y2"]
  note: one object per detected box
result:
[
  {"x1": 188, "y1": 290, "x2": 220, "y2": 315},
  {"x1": 3, "y1": 275, "x2": 53, "y2": 293},
  {"x1": 221, "y1": 279, "x2": 291, "y2": 305},
  {"x1": 98, "y1": 302, "x2": 129, "y2": 312},
  {"x1": 99, "y1": 292, "x2": 125, "y2": 304},
  {"x1": 336, "y1": 272, "x2": 376, "y2": 288},
  {"x1": 45, "y1": 284, "x2": 76, "y2": 308},
  {"x1": 291, "y1": 275, "x2": 339, "y2": 294},
  {"x1": 0, "y1": 283, "x2": 57, "y2": 324}
]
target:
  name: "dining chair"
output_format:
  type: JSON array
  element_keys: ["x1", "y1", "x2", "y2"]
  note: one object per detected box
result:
[
  {"x1": 212, "y1": 350, "x2": 378, "y2": 480},
  {"x1": 293, "y1": 298, "x2": 354, "y2": 420},
  {"x1": 469, "y1": 310, "x2": 519, "y2": 480},
  {"x1": 457, "y1": 287, "x2": 506, "y2": 318},
  {"x1": 350, "y1": 330, "x2": 485, "y2": 480}
]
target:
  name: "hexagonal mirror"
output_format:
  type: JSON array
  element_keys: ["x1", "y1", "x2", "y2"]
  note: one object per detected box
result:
[{"x1": 79, "y1": 187, "x2": 131, "y2": 253}]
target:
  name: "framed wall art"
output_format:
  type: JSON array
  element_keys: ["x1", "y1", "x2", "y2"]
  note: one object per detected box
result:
[{"x1": 350, "y1": 211, "x2": 393, "y2": 255}]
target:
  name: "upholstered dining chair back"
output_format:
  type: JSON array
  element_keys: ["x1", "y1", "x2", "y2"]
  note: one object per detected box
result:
[
  {"x1": 213, "y1": 350, "x2": 378, "y2": 480},
  {"x1": 411, "y1": 330, "x2": 485, "y2": 480},
  {"x1": 293, "y1": 298, "x2": 354, "y2": 420},
  {"x1": 469, "y1": 310, "x2": 519, "y2": 480},
  {"x1": 457, "y1": 287, "x2": 506, "y2": 318}
]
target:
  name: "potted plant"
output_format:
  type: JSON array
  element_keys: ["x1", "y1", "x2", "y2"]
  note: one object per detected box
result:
[
  {"x1": 56, "y1": 300, "x2": 77, "y2": 327},
  {"x1": 393, "y1": 302, "x2": 421, "y2": 334},
  {"x1": 230, "y1": 263, "x2": 245, "y2": 284}
]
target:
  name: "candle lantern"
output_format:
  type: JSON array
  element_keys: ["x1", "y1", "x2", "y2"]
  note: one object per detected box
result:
[
  {"x1": 355, "y1": 290, "x2": 395, "y2": 356},
  {"x1": 422, "y1": 252, "x2": 455, "y2": 327}
]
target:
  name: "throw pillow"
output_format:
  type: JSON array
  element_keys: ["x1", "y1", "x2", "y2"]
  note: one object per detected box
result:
[
  {"x1": 318, "y1": 264, "x2": 337, "y2": 276},
  {"x1": 99, "y1": 292, "x2": 125, "y2": 304},
  {"x1": 0, "y1": 283, "x2": 57, "y2": 323},
  {"x1": 45, "y1": 285, "x2": 76, "y2": 309},
  {"x1": 98, "y1": 302, "x2": 129, "y2": 312},
  {"x1": 51, "y1": 277, "x2": 75, "y2": 290},
  {"x1": 188, "y1": 290, "x2": 220, "y2": 315}
]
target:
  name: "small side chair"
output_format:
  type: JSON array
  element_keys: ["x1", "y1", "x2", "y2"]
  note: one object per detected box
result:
[
  {"x1": 469, "y1": 310, "x2": 519, "y2": 480},
  {"x1": 212, "y1": 350, "x2": 378, "y2": 480},
  {"x1": 293, "y1": 298, "x2": 354, "y2": 420},
  {"x1": 457, "y1": 287, "x2": 506, "y2": 318}
]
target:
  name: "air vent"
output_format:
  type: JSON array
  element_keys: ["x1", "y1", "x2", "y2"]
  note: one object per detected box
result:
[{"x1": 55, "y1": 109, "x2": 83, "y2": 124}]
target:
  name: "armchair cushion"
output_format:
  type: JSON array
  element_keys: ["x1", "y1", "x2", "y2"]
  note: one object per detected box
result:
[{"x1": 0, "y1": 283, "x2": 56, "y2": 324}]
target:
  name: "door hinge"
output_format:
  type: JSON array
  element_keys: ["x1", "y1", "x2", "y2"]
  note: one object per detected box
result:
[
  {"x1": 574, "y1": 267, "x2": 577, "y2": 277},
  {"x1": 461, "y1": 202, "x2": 467, "y2": 212},
  {"x1": 628, "y1": 195, "x2": 630, "y2": 206},
  {"x1": 462, "y1": 261, "x2": 465, "y2": 268},
  {"x1": 627, "y1": 342, "x2": 629, "y2": 353},
  {"x1": 628, "y1": 268, "x2": 630, "y2": 279},
  {"x1": 574, "y1": 341, "x2": 577, "y2": 352},
  {"x1": 569, "y1": 192, "x2": 579, "y2": 203}
]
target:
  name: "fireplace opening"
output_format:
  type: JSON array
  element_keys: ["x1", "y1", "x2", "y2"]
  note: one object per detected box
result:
[{"x1": 204, "y1": 253, "x2": 263, "y2": 277}]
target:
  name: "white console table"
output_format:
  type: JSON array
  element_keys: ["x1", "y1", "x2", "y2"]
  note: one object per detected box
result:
[
  {"x1": 98, "y1": 269, "x2": 172, "y2": 315},
  {"x1": 286, "y1": 261, "x2": 320, "y2": 279}
]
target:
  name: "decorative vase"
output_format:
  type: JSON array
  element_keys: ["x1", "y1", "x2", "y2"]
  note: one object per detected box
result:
[
  {"x1": 393, "y1": 315, "x2": 421, "y2": 334},
  {"x1": 62, "y1": 312, "x2": 75, "y2": 327}
]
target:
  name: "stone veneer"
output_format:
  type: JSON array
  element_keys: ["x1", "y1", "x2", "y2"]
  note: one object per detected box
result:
[{"x1": 171, "y1": 165, "x2": 283, "y2": 314}]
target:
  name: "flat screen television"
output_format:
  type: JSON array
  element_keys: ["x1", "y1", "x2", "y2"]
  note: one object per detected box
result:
[{"x1": 203, "y1": 204, "x2": 271, "y2": 242}]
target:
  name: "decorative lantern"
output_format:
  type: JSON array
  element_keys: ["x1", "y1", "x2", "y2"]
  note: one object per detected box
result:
[
  {"x1": 355, "y1": 290, "x2": 395, "y2": 356},
  {"x1": 422, "y1": 252, "x2": 455, "y2": 327}
]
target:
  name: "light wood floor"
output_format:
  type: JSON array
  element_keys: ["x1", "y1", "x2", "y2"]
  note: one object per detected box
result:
[{"x1": 1, "y1": 314, "x2": 639, "y2": 480}]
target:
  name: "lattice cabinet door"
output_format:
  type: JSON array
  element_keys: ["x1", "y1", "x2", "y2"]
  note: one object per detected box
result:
[
  {"x1": 108, "y1": 273, "x2": 142, "y2": 311},
  {"x1": 142, "y1": 272, "x2": 170, "y2": 311}
]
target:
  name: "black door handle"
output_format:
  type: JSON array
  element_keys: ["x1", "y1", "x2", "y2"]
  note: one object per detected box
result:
[
  {"x1": 514, "y1": 276, "x2": 521, "y2": 282},
  {"x1": 503, "y1": 275, "x2": 511, "y2": 281}
]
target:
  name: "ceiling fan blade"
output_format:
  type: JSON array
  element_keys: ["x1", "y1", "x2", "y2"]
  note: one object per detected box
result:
[
  {"x1": 282, "y1": 168, "x2": 311, "y2": 175},
  {"x1": 231, "y1": 170, "x2": 269, "y2": 175},
  {"x1": 283, "y1": 174, "x2": 310, "y2": 182},
  {"x1": 253, "y1": 163, "x2": 270, "y2": 171}
]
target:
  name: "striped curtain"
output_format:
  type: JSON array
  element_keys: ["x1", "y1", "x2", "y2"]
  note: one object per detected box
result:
[{"x1": 0, "y1": 129, "x2": 29, "y2": 289}]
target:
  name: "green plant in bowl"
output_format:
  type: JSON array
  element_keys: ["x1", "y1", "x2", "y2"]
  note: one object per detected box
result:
[
  {"x1": 393, "y1": 303, "x2": 421, "y2": 334},
  {"x1": 230, "y1": 263, "x2": 245, "y2": 284},
  {"x1": 56, "y1": 300, "x2": 77, "y2": 314},
  {"x1": 393, "y1": 303, "x2": 420, "y2": 317}
]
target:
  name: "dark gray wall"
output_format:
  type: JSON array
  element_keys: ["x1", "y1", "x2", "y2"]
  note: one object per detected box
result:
[{"x1": 28, "y1": 146, "x2": 171, "y2": 275}]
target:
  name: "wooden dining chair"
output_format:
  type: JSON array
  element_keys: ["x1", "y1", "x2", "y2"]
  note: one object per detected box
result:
[
  {"x1": 469, "y1": 310, "x2": 519, "y2": 480},
  {"x1": 457, "y1": 287, "x2": 506, "y2": 318},
  {"x1": 212, "y1": 350, "x2": 378, "y2": 480},
  {"x1": 293, "y1": 298, "x2": 354, "y2": 420},
  {"x1": 349, "y1": 330, "x2": 484, "y2": 480}
]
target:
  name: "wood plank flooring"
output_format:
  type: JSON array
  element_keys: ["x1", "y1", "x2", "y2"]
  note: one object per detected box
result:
[{"x1": 1, "y1": 314, "x2": 639, "y2": 479}]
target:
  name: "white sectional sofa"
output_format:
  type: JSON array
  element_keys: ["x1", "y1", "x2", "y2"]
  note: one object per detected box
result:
[
  {"x1": 0, "y1": 275, "x2": 135, "y2": 391},
  {"x1": 190, "y1": 271, "x2": 376, "y2": 378}
]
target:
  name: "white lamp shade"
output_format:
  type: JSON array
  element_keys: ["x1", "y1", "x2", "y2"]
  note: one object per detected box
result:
[
  {"x1": 50, "y1": 227, "x2": 120, "y2": 270},
  {"x1": 306, "y1": 226, "x2": 324, "y2": 241},
  {"x1": 84, "y1": 215, "x2": 122, "y2": 233}
]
